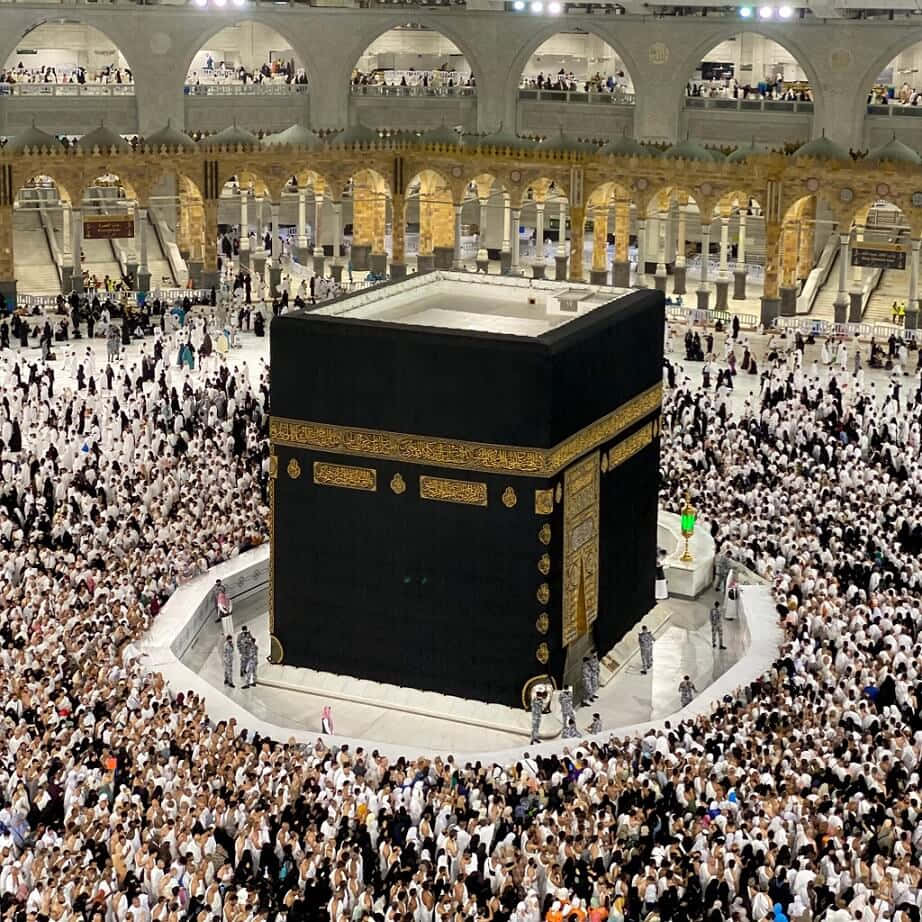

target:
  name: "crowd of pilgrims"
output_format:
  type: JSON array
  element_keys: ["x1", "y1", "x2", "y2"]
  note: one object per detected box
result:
[{"x1": 0, "y1": 308, "x2": 921, "y2": 922}]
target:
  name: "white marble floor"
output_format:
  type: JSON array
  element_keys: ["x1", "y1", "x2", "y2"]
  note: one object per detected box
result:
[{"x1": 181, "y1": 583, "x2": 744, "y2": 751}]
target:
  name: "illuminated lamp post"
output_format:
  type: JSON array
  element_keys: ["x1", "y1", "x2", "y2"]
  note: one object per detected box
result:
[{"x1": 680, "y1": 493, "x2": 697, "y2": 562}]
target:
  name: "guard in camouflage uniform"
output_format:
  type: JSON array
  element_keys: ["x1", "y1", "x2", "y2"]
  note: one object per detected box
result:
[
  {"x1": 223, "y1": 635, "x2": 235, "y2": 688},
  {"x1": 638, "y1": 626, "x2": 655, "y2": 674},
  {"x1": 679, "y1": 675, "x2": 696, "y2": 707},
  {"x1": 710, "y1": 601, "x2": 727, "y2": 649},
  {"x1": 559, "y1": 686, "x2": 575, "y2": 727},
  {"x1": 530, "y1": 688, "x2": 545, "y2": 744}
]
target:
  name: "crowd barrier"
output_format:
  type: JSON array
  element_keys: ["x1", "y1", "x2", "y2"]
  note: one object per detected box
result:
[
  {"x1": 772, "y1": 314, "x2": 921, "y2": 343},
  {"x1": 15, "y1": 293, "x2": 59, "y2": 310},
  {"x1": 667, "y1": 304, "x2": 759, "y2": 329}
]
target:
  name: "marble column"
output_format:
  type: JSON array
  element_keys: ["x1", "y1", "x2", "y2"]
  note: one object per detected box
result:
[
  {"x1": 510, "y1": 207, "x2": 522, "y2": 275},
  {"x1": 452, "y1": 204, "x2": 463, "y2": 270},
  {"x1": 714, "y1": 215, "x2": 730, "y2": 309},
  {"x1": 590, "y1": 203, "x2": 609, "y2": 285},
  {"x1": 654, "y1": 209, "x2": 668, "y2": 293},
  {"x1": 294, "y1": 191, "x2": 309, "y2": 264},
  {"x1": 634, "y1": 218, "x2": 646, "y2": 288},
  {"x1": 697, "y1": 223, "x2": 711, "y2": 310},
  {"x1": 68, "y1": 208, "x2": 83, "y2": 293},
  {"x1": 269, "y1": 202, "x2": 282, "y2": 296},
  {"x1": 126, "y1": 203, "x2": 139, "y2": 283},
  {"x1": 476, "y1": 198, "x2": 489, "y2": 272},
  {"x1": 330, "y1": 201, "x2": 343, "y2": 283},
  {"x1": 136, "y1": 207, "x2": 150, "y2": 292},
  {"x1": 391, "y1": 193, "x2": 407, "y2": 279},
  {"x1": 312, "y1": 193, "x2": 325, "y2": 275},
  {"x1": 554, "y1": 200, "x2": 568, "y2": 281},
  {"x1": 834, "y1": 232, "x2": 850, "y2": 324},
  {"x1": 500, "y1": 192, "x2": 512, "y2": 273},
  {"x1": 733, "y1": 212, "x2": 747, "y2": 300},
  {"x1": 568, "y1": 206, "x2": 585, "y2": 283},
  {"x1": 61, "y1": 201, "x2": 71, "y2": 255},
  {"x1": 906, "y1": 238, "x2": 920, "y2": 330},
  {"x1": 674, "y1": 203, "x2": 687, "y2": 295},
  {"x1": 252, "y1": 195, "x2": 266, "y2": 280},
  {"x1": 238, "y1": 192, "x2": 249, "y2": 267},
  {"x1": 533, "y1": 202, "x2": 546, "y2": 279}
]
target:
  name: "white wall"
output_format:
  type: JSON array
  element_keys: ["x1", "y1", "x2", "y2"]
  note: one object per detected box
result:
[
  {"x1": 189, "y1": 22, "x2": 301, "y2": 76},
  {"x1": 693, "y1": 33, "x2": 807, "y2": 85},
  {"x1": 881, "y1": 39, "x2": 922, "y2": 87},
  {"x1": 5, "y1": 23, "x2": 128, "y2": 75},
  {"x1": 356, "y1": 28, "x2": 468, "y2": 77},
  {"x1": 522, "y1": 32, "x2": 632, "y2": 90}
]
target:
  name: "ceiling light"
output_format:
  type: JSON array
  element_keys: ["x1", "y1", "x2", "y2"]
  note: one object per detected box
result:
[
  {"x1": 778, "y1": 4, "x2": 792, "y2": 15},
  {"x1": 758, "y1": 5, "x2": 773, "y2": 15},
  {"x1": 739, "y1": 5, "x2": 752, "y2": 14},
  {"x1": 232, "y1": 0, "x2": 246, "y2": 5},
  {"x1": 530, "y1": 1, "x2": 543, "y2": 11},
  {"x1": 214, "y1": 0, "x2": 227, "y2": 6},
  {"x1": 548, "y1": 1, "x2": 562, "y2": 10},
  {"x1": 513, "y1": 0, "x2": 525, "y2": 8},
  {"x1": 193, "y1": 0, "x2": 207, "y2": 7}
]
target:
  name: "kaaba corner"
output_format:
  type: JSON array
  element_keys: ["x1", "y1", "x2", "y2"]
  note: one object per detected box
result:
[{"x1": 268, "y1": 272, "x2": 665, "y2": 709}]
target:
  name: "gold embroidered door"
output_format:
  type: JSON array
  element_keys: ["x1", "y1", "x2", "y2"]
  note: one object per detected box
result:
[{"x1": 563, "y1": 451, "x2": 600, "y2": 646}]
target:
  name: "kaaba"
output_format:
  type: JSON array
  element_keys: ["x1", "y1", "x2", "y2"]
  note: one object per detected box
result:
[{"x1": 268, "y1": 273, "x2": 664, "y2": 709}]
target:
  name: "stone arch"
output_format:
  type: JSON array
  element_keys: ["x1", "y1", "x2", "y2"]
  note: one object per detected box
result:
[
  {"x1": 180, "y1": 18, "x2": 309, "y2": 88},
  {"x1": 78, "y1": 172, "x2": 138, "y2": 205},
  {"x1": 503, "y1": 25, "x2": 642, "y2": 121},
  {"x1": 676, "y1": 28, "x2": 824, "y2": 129},
  {"x1": 858, "y1": 31, "x2": 922, "y2": 110},
  {"x1": 348, "y1": 20, "x2": 483, "y2": 91},
  {"x1": 516, "y1": 30, "x2": 636, "y2": 99},
  {"x1": 13, "y1": 171, "x2": 74, "y2": 207},
  {"x1": 2, "y1": 19, "x2": 138, "y2": 80}
]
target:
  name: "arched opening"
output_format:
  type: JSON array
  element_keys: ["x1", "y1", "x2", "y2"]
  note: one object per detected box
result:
[
  {"x1": 518, "y1": 31, "x2": 634, "y2": 102},
  {"x1": 2, "y1": 22, "x2": 133, "y2": 92},
  {"x1": 867, "y1": 40, "x2": 922, "y2": 107},
  {"x1": 685, "y1": 32, "x2": 812, "y2": 103},
  {"x1": 351, "y1": 26, "x2": 474, "y2": 96},
  {"x1": 13, "y1": 175, "x2": 69, "y2": 296},
  {"x1": 76, "y1": 174, "x2": 137, "y2": 293},
  {"x1": 852, "y1": 200, "x2": 911, "y2": 324},
  {"x1": 185, "y1": 22, "x2": 308, "y2": 92},
  {"x1": 402, "y1": 170, "x2": 454, "y2": 271}
]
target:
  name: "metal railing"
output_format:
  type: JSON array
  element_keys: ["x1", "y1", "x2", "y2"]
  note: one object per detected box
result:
[
  {"x1": 667, "y1": 303, "x2": 759, "y2": 329},
  {"x1": 866, "y1": 102, "x2": 922, "y2": 117},
  {"x1": 684, "y1": 96, "x2": 813, "y2": 114},
  {"x1": 773, "y1": 314, "x2": 921, "y2": 343},
  {"x1": 184, "y1": 83, "x2": 308, "y2": 96},
  {"x1": 350, "y1": 84, "x2": 475, "y2": 98},
  {"x1": 518, "y1": 88, "x2": 635, "y2": 106},
  {"x1": 0, "y1": 83, "x2": 135, "y2": 97}
]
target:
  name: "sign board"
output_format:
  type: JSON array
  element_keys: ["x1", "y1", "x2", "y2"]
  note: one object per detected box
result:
[
  {"x1": 83, "y1": 215, "x2": 134, "y2": 240},
  {"x1": 851, "y1": 243, "x2": 906, "y2": 270}
]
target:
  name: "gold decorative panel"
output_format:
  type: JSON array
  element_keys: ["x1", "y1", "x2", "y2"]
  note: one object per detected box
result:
[
  {"x1": 270, "y1": 383, "x2": 661, "y2": 478},
  {"x1": 390, "y1": 473, "x2": 406, "y2": 494},
  {"x1": 538, "y1": 523, "x2": 552, "y2": 546},
  {"x1": 562, "y1": 451, "x2": 600, "y2": 647},
  {"x1": 536, "y1": 643, "x2": 549, "y2": 664},
  {"x1": 536, "y1": 613, "x2": 550, "y2": 634},
  {"x1": 538, "y1": 553, "x2": 551, "y2": 575},
  {"x1": 607, "y1": 423, "x2": 654, "y2": 472},
  {"x1": 287, "y1": 458, "x2": 302, "y2": 480},
  {"x1": 502, "y1": 486, "x2": 517, "y2": 508},
  {"x1": 535, "y1": 489, "x2": 554, "y2": 515},
  {"x1": 313, "y1": 462, "x2": 377, "y2": 492},
  {"x1": 419, "y1": 475, "x2": 487, "y2": 506},
  {"x1": 537, "y1": 583, "x2": 550, "y2": 604}
]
